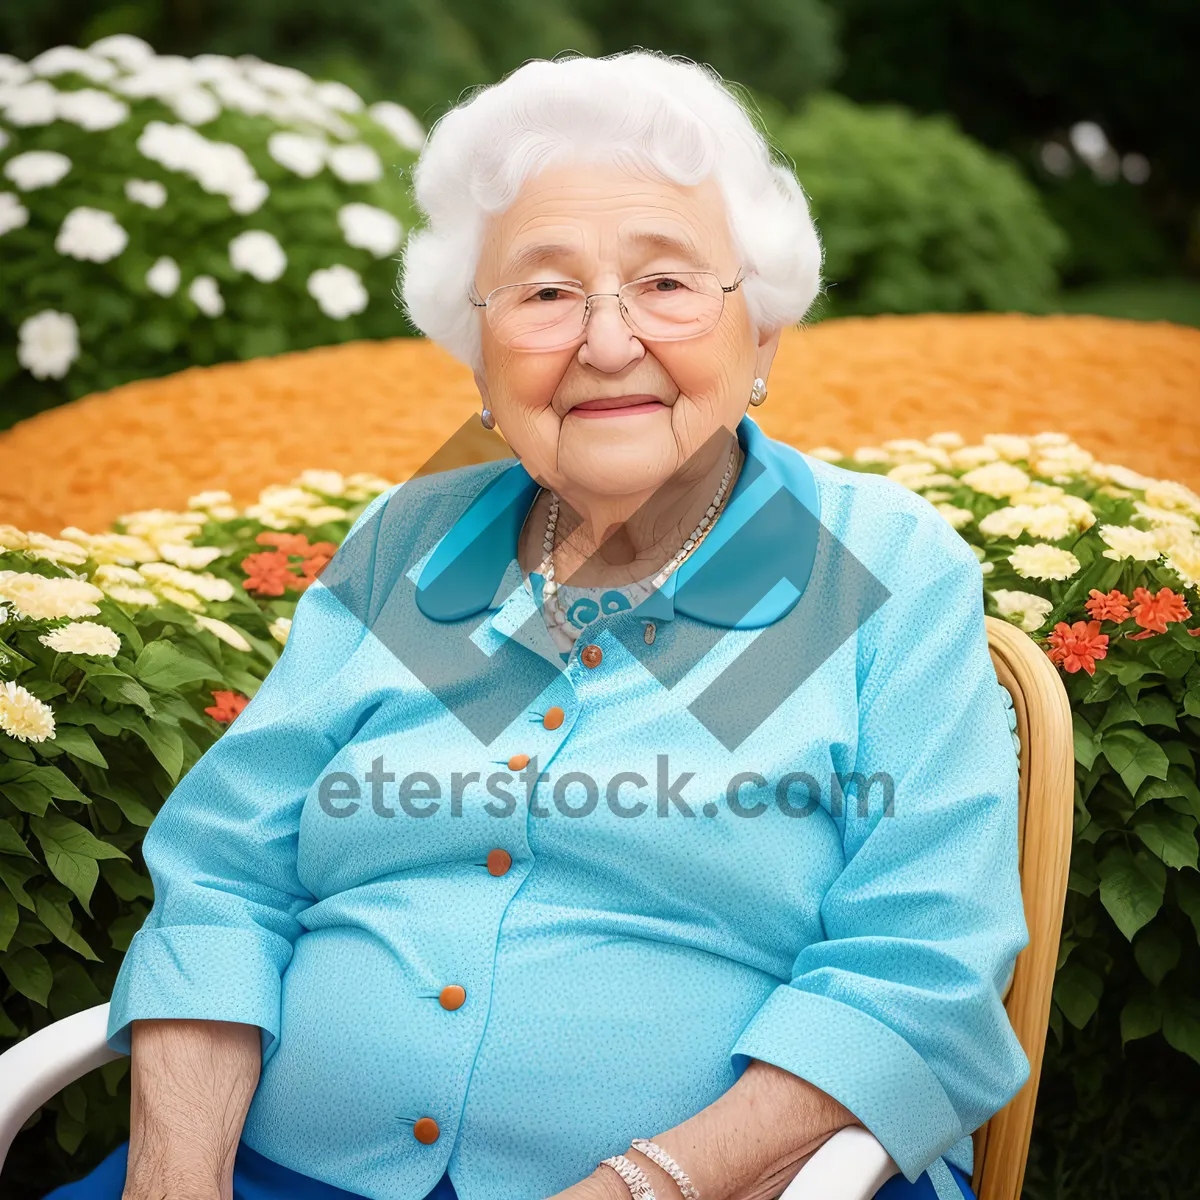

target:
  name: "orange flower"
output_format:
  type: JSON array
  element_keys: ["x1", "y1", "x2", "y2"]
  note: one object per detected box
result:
[
  {"x1": 1084, "y1": 588, "x2": 1131, "y2": 623},
  {"x1": 1046, "y1": 620, "x2": 1109, "y2": 675},
  {"x1": 204, "y1": 689, "x2": 249, "y2": 723},
  {"x1": 300, "y1": 551, "x2": 333, "y2": 583},
  {"x1": 241, "y1": 549, "x2": 306, "y2": 596},
  {"x1": 256, "y1": 532, "x2": 336, "y2": 558},
  {"x1": 1127, "y1": 585, "x2": 1193, "y2": 639}
]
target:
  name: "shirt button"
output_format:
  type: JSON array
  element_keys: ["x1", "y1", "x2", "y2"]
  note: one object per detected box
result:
[
  {"x1": 439, "y1": 985, "x2": 466, "y2": 1011},
  {"x1": 542, "y1": 705, "x2": 565, "y2": 730},
  {"x1": 507, "y1": 753, "x2": 530, "y2": 770},
  {"x1": 580, "y1": 644, "x2": 603, "y2": 668},
  {"x1": 486, "y1": 848, "x2": 512, "y2": 876},
  {"x1": 413, "y1": 1117, "x2": 440, "y2": 1144}
]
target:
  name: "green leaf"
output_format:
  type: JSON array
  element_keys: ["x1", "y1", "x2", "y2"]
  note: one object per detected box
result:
[
  {"x1": 1073, "y1": 712, "x2": 1100, "y2": 770},
  {"x1": 1121, "y1": 993, "x2": 1163, "y2": 1045},
  {"x1": 131, "y1": 717, "x2": 185, "y2": 782},
  {"x1": 99, "y1": 858, "x2": 154, "y2": 902},
  {"x1": 53, "y1": 702, "x2": 124, "y2": 737},
  {"x1": 0, "y1": 890, "x2": 17, "y2": 953},
  {"x1": 94, "y1": 782, "x2": 156, "y2": 827},
  {"x1": 1052, "y1": 960, "x2": 1105, "y2": 1029},
  {"x1": 1131, "y1": 807, "x2": 1199, "y2": 870},
  {"x1": 28, "y1": 811, "x2": 128, "y2": 915},
  {"x1": 0, "y1": 859, "x2": 40, "y2": 910},
  {"x1": 109, "y1": 907, "x2": 147, "y2": 952},
  {"x1": 34, "y1": 886, "x2": 100, "y2": 961},
  {"x1": 1162, "y1": 993, "x2": 1200, "y2": 1066},
  {"x1": 26, "y1": 765, "x2": 89, "y2": 805},
  {"x1": 1176, "y1": 872, "x2": 1200, "y2": 943},
  {"x1": 134, "y1": 641, "x2": 220, "y2": 691},
  {"x1": 1133, "y1": 922, "x2": 1182, "y2": 985},
  {"x1": 1134, "y1": 766, "x2": 1200, "y2": 818},
  {"x1": 84, "y1": 667, "x2": 154, "y2": 714},
  {"x1": 1134, "y1": 692, "x2": 1181, "y2": 730},
  {"x1": 1100, "y1": 726, "x2": 1171, "y2": 797},
  {"x1": 1098, "y1": 844, "x2": 1166, "y2": 939},
  {"x1": 0, "y1": 946, "x2": 52, "y2": 1006},
  {"x1": 48, "y1": 724, "x2": 108, "y2": 768},
  {"x1": 47, "y1": 959, "x2": 106, "y2": 1020},
  {"x1": 0, "y1": 816, "x2": 34, "y2": 858}
]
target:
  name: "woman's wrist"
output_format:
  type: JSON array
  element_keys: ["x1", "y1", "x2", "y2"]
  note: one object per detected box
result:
[{"x1": 623, "y1": 1143, "x2": 688, "y2": 1200}]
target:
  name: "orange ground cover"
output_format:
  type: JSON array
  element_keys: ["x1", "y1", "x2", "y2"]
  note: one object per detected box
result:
[{"x1": 2, "y1": 312, "x2": 1198, "y2": 534}]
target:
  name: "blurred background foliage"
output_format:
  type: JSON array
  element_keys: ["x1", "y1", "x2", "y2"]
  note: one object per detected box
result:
[{"x1": 2, "y1": 0, "x2": 1197, "y2": 325}]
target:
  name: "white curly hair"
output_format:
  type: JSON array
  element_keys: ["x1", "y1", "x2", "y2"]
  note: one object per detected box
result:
[{"x1": 396, "y1": 50, "x2": 824, "y2": 372}]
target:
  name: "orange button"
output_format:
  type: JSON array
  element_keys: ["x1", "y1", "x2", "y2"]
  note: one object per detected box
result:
[
  {"x1": 580, "y1": 644, "x2": 603, "y2": 668},
  {"x1": 486, "y1": 848, "x2": 512, "y2": 876},
  {"x1": 508, "y1": 753, "x2": 530, "y2": 770},
  {"x1": 413, "y1": 1116, "x2": 440, "y2": 1144},
  {"x1": 439, "y1": 985, "x2": 466, "y2": 1011},
  {"x1": 542, "y1": 705, "x2": 565, "y2": 730}
]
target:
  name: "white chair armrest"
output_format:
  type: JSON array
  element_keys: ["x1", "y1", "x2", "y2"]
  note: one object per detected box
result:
[
  {"x1": 777, "y1": 1125, "x2": 902, "y2": 1200},
  {"x1": 0, "y1": 1002, "x2": 121, "y2": 1175}
]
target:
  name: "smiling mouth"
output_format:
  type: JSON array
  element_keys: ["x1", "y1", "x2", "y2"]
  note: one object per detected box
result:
[{"x1": 568, "y1": 394, "x2": 667, "y2": 419}]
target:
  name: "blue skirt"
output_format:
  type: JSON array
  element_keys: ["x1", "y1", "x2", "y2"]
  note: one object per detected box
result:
[{"x1": 42, "y1": 1137, "x2": 975, "y2": 1199}]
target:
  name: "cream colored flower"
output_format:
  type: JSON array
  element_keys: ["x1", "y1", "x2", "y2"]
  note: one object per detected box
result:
[
  {"x1": 927, "y1": 431, "x2": 965, "y2": 449},
  {"x1": 139, "y1": 560, "x2": 234, "y2": 602},
  {"x1": 934, "y1": 504, "x2": 975, "y2": 529},
  {"x1": 922, "y1": 490, "x2": 952, "y2": 503},
  {"x1": 154, "y1": 585, "x2": 204, "y2": 611},
  {"x1": 881, "y1": 439, "x2": 953, "y2": 469},
  {"x1": 118, "y1": 507, "x2": 207, "y2": 540},
  {"x1": 1030, "y1": 443, "x2": 1095, "y2": 477},
  {"x1": 0, "y1": 571, "x2": 104, "y2": 619},
  {"x1": 1161, "y1": 536, "x2": 1200, "y2": 589},
  {"x1": 1096, "y1": 485, "x2": 1134, "y2": 499},
  {"x1": 982, "y1": 434, "x2": 1031, "y2": 462},
  {"x1": 887, "y1": 461, "x2": 936, "y2": 487},
  {"x1": 949, "y1": 444, "x2": 1001, "y2": 469},
  {"x1": 1088, "y1": 462, "x2": 1157, "y2": 490},
  {"x1": 1144, "y1": 479, "x2": 1200, "y2": 516},
  {"x1": 105, "y1": 584, "x2": 160, "y2": 607},
  {"x1": 296, "y1": 469, "x2": 346, "y2": 497},
  {"x1": 342, "y1": 473, "x2": 395, "y2": 501},
  {"x1": 188, "y1": 489, "x2": 233, "y2": 508},
  {"x1": 0, "y1": 680, "x2": 55, "y2": 742},
  {"x1": 58, "y1": 527, "x2": 159, "y2": 564},
  {"x1": 92, "y1": 563, "x2": 146, "y2": 587},
  {"x1": 960, "y1": 462, "x2": 1032, "y2": 499},
  {"x1": 194, "y1": 614, "x2": 252, "y2": 651},
  {"x1": 268, "y1": 616, "x2": 292, "y2": 645},
  {"x1": 1030, "y1": 432, "x2": 1072, "y2": 447},
  {"x1": 978, "y1": 507, "x2": 1028, "y2": 539},
  {"x1": 1009, "y1": 543, "x2": 1081, "y2": 580},
  {"x1": 39, "y1": 620, "x2": 121, "y2": 656},
  {"x1": 0, "y1": 525, "x2": 32, "y2": 551},
  {"x1": 1098, "y1": 524, "x2": 1162, "y2": 562},
  {"x1": 159, "y1": 542, "x2": 224, "y2": 568},
  {"x1": 990, "y1": 588, "x2": 1055, "y2": 633},
  {"x1": 851, "y1": 446, "x2": 891, "y2": 464},
  {"x1": 1024, "y1": 504, "x2": 1075, "y2": 541},
  {"x1": 806, "y1": 446, "x2": 843, "y2": 462},
  {"x1": 1133, "y1": 501, "x2": 1198, "y2": 532}
]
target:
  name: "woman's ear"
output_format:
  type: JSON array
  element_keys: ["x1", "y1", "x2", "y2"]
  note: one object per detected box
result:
[
  {"x1": 754, "y1": 325, "x2": 783, "y2": 382},
  {"x1": 473, "y1": 368, "x2": 491, "y2": 407}
]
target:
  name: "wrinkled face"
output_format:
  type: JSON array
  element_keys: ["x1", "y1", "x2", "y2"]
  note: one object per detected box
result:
[{"x1": 472, "y1": 158, "x2": 780, "y2": 501}]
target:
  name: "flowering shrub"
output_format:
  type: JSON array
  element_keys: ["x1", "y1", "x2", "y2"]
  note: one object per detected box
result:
[
  {"x1": 816, "y1": 431, "x2": 1200, "y2": 1068},
  {"x1": 0, "y1": 38, "x2": 423, "y2": 427}
]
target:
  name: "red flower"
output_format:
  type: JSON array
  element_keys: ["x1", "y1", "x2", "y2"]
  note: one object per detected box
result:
[
  {"x1": 1127, "y1": 585, "x2": 1193, "y2": 639},
  {"x1": 205, "y1": 689, "x2": 249, "y2": 723},
  {"x1": 241, "y1": 550, "x2": 306, "y2": 596},
  {"x1": 1046, "y1": 620, "x2": 1109, "y2": 676},
  {"x1": 1084, "y1": 588, "x2": 1131, "y2": 623}
]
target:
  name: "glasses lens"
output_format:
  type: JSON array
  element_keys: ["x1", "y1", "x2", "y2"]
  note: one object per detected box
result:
[
  {"x1": 621, "y1": 273, "x2": 725, "y2": 340},
  {"x1": 487, "y1": 282, "x2": 586, "y2": 350}
]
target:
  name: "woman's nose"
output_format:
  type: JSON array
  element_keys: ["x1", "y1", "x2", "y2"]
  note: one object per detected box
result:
[{"x1": 578, "y1": 294, "x2": 645, "y2": 371}]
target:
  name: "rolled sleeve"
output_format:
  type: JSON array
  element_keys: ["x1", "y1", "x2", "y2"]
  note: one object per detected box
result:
[
  {"x1": 731, "y1": 508, "x2": 1030, "y2": 1182},
  {"x1": 106, "y1": 485, "x2": 399, "y2": 1058}
]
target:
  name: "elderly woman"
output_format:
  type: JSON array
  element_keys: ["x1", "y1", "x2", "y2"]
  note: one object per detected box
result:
[{"x1": 48, "y1": 50, "x2": 1028, "y2": 1200}]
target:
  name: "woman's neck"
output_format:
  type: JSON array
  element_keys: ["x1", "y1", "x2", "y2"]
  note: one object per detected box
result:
[{"x1": 518, "y1": 430, "x2": 743, "y2": 589}]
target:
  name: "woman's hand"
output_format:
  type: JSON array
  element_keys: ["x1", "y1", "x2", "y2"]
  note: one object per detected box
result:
[{"x1": 544, "y1": 1162, "x2": 672, "y2": 1200}]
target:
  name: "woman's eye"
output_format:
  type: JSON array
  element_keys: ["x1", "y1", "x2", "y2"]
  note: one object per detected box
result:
[
  {"x1": 654, "y1": 277, "x2": 683, "y2": 291},
  {"x1": 533, "y1": 287, "x2": 563, "y2": 302}
]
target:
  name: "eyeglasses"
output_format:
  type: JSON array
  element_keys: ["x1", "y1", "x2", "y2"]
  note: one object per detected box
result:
[{"x1": 468, "y1": 270, "x2": 745, "y2": 352}]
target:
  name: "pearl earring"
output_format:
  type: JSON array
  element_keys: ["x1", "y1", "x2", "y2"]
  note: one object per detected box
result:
[
  {"x1": 749, "y1": 377, "x2": 768, "y2": 406},
  {"x1": 480, "y1": 407, "x2": 496, "y2": 430}
]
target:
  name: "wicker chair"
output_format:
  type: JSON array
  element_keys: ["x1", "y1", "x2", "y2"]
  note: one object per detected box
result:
[{"x1": 0, "y1": 617, "x2": 1074, "y2": 1199}]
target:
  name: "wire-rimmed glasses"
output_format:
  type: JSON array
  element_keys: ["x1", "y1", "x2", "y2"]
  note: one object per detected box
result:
[{"x1": 468, "y1": 270, "x2": 745, "y2": 351}]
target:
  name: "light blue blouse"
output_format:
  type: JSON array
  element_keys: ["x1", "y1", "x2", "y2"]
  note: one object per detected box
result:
[{"x1": 106, "y1": 414, "x2": 1029, "y2": 1200}]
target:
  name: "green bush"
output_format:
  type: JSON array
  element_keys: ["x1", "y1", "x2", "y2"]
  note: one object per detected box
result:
[
  {"x1": 0, "y1": 39, "x2": 423, "y2": 430},
  {"x1": 765, "y1": 93, "x2": 1069, "y2": 317}
]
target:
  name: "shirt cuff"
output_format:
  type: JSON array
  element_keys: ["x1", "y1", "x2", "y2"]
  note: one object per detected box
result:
[
  {"x1": 106, "y1": 924, "x2": 294, "y2": 1057},
  {"x1": 729, "y1": 984, "x2": 964, "y2": 1182}
]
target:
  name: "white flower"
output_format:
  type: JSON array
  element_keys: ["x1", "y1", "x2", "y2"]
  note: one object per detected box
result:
[
  {"x1": 169, "y1": 85, "x2": 221, "y2": 125},
  {"x1": 146, "y1": 256, "x2": 181, "y2": 297},
  {"x1": 297, "y1": 469, "x2": 346, "y2": 496},
  {"x1": 1030, "y1": 431, "x2": 1072, "y2": 447},
  {"x1": 0, "y1": 192, "x2": 30, "y2": 236},
  {"x1": 927, "y1": 431, "x2": 965, "y2": 449},
  {"x1": 368, "y1": 100, "x2": 425, "y2": 151},
  {"x1": 39, "y1": 620, "x2": 122, "y2": 657},
  {"x1": 948, "y1": 444, "x2": 1001, "y2": 469},
  {"x1": 313, "y1": 80, "x2": 363, "y2": 112},
  {"x1": 0, "y1": 55, "x2": 32, "y2": 86},
  {"x1": 112, "y1": 56, "x2": 197, "y2": 102},
  {"x1": 267, "y1": 132, "x2": 326, "y2": 178},
  {"x1": 56, "y1": 88, "x2": 129, "y2": 130},
  {"x1": 159, "y1": 541, "x2": 222, "y2": 568},
  {"x1": 881, "y1": 438, "x2": 953, "y2": 468},
  {"x1": 307, "y1": 264, "x2": 368, "y2": 319},
  {"x1": 805, "y1": 446, "x2": 843, "y2": 462},
  {"x1": 137, "y1": 121, "x2": 262, "y2": 204},
  {"x1": 960, "y1": 461, "x2": 1031, "y2": 499},
  {"x1": 2, "y1": 80, "x2": 59, "y2": 125},
  {"x1": 229, "y1": 229, "x2": 287, "y2": 282},
  {"x1": 268, "y1": 616, "x2": 292, "y2": 645},
  {"x1": 982, "y1": 434, "x2": 1031, "y2": 462},
  {"x1": 328, "y1": 143, "x2": 383, "y2": 183},
  {"x1": 0, "y1": 681, "x2": 55, "y2": 743},
  {"x1": 1144, "y1": 479, "x2": 1200, "y2": 516},
  {"x1": 210, "y1": 74, "x2": 270, "y2": 116},
  {"x1": 55, "y1": 206, "x2": 128, "y2": 262},
  {"x1": 244, "y1": 60, "x2": 312, "y2": 95},
  {"x1": 934, "y1": 503, "x2": 975, "y2": 529},
  {"x1": 1031, "y1": 443, "x2": 1094, "y2": 477},
  {"x1": 30, "y1": 46, "x2": 117, "y2": 83},
  {"x1": 194, "y1": 614, "x2": 253, "y2": 652},
  {"x1": 1098, "y1": 524, "x2": 1161, "y2": 562},
  {"x1": 88, "y1": 34, "x2": 156, "y2": 70},
  {"x1": 139, "y1": 560, "x2": 234, "y2": 602},
  {"x1": 17, "y1": 310, "x2": 79, "y2": 380},
  {"x1": 1134, "y1": 500, "x2": 1198, "y2": 531},
  {"x1": 337, "y1": 203, "x2": 402, "y2": 257},
  {"x1": 230, "y1": 178, "x2": 269, "y2": 215},
  {"x1": 4, "y1": 150, "x2": 72, "y2": 190},
  {"x1": 125, "y1": 178, "x2": 167, "y2": 208},
  {"x1": 1162, "y1": 536, "x2": 1200, "y2": 588},
  {"x1": 990, "y1": 589, "x2": 1055, "y2": 633},
  {"x1": 1008, "y1": 543, "x2": 1081, "y2": 581},
  {"x1": 851, "y1": 446, "x2": 891, "y2": 464},
  {"x1": 188, "y1": 275, "x2": 224, "y2": 317},
  {"x1": 0, "y1": 570, "x2": 103, "y2": 618},
  {"x1": 105, "y1": 584, "x2": 160, "y2": 608}
]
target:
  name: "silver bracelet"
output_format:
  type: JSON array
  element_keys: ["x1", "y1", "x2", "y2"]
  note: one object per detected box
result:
[
  {"x1": 630, "y1": 1138, "x2": 701, "y2": 1200},
  {"x1": 601, "y1": 1153, "x2": 657, "y2": 1200}
]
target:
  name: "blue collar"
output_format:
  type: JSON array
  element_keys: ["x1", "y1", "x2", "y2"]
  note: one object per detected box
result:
[{"x1": 413, "y1": 413, "x2": 821, "y2": 631}]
